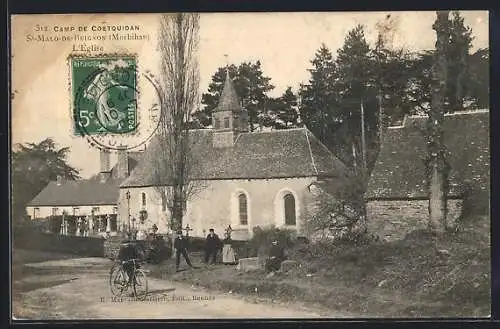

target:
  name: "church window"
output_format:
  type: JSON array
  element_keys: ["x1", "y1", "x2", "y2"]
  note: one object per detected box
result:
[
  {"x1": 52, "y1": 207, "x2": 59, "y2": 216},
  {"x1": 238, "y1": 193, "x2": 248, "y2": 225},
  {"x1": 214, "y1": 118, "x2": 220, "y2": 129},
  {"x1": 33, "y1": 207, "x2": 40, "y2": 219},
  {"x1": 141, "y1": 192, "x2": 147, "y2": 208},
  {"x1": 73, "y1": 207, "x2": 80, "y2": 216},
  {"x1": 284, "y1": 193, "x2": 296, "y2": 225},
  {"x1": 224, "y1": 117, "x2": 230, "y2": 128}
]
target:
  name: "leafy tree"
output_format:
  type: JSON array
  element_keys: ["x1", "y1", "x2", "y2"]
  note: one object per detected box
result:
[
  {"x1": 266, "y1": 86, "x2": 299, "y2": 129},
  {"x1": 407, "y1": 11, "x2": 478, "y2": 113},
  {"x1": 467, "y1": 47, "x2": 489, "y2": 109},
  {"x1": 12, "y1": 138, "x2": 80, "y2": 222},
  {"x1": 299, "y1": 44, "x2": 339, "y2": 147},
  {"x1": 371, "y1": 40, "x2": 415, "y2": 128},
  {"x1": 192, "y1": 61, "x2": 274, "y2": 131},
  {"x1": 406, "y1": 50, "x2": 435, "y2": 114}
]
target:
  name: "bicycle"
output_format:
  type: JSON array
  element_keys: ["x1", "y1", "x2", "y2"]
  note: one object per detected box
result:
[{"x1": 109, "y1": 258, "x2": 148, "y2": 300}]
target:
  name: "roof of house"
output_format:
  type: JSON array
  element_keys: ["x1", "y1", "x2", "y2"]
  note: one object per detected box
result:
[
  {"x1": 120, "y1": 127, "x2": 348, "y2": 188},
  {"x1": 366, "y1": 109, "x2": 490, "y2": 200},
  {"x1": 213, "y1": 71, "x2": 242, "y2": 113},
  {"x1": 27, "y1": 177, "x2": 123, "y2": 207},
  {"x1": 28, "y1": 152, "x2": 143, "y2": 207}
]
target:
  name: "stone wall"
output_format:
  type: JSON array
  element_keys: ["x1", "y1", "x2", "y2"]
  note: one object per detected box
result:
[
  {"x1": 13, "y1": 227, "x2": 104, "y2": 257},
  {"x1": 366, "y1": 199, "x2": 463, "y2": 241},
  {"x1": 103, "y1": 236, "x2": 123, "y2": 259}
]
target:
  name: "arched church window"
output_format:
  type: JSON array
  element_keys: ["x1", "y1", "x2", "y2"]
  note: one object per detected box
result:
[
  {"x1": 238, "y1": 193, "x2": 248, "y2": 225},
  {"x1": 214, "y1": 118, "x2": 220, "y2": 129},
  {"x1": 284, "y1": 193, "x2": 296, "y2": 225},
  {"x1": 224, "y1": 117, "x2": 230, "y2": 129}
]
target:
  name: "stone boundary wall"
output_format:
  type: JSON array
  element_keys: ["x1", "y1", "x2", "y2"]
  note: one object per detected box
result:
[
  {"x1": 367, "y1": 199, "x2": 463, "y2": 241},
  {"x1": 13, "y1": 227, "x2": 104, "y2": 257}
]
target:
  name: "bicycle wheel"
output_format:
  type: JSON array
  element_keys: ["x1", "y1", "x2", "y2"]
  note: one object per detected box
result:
[
  {"x1": 133, "y1": 269, "x2": 148, "y2": 300},
  {"x1": 109, "y1": 265, "x2": 128, "y2": 297}
]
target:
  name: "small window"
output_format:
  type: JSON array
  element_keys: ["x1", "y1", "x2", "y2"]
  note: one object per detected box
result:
[
  {"x1": 238, "y1": 193, "x2": 248, "y2": 225},
  {"x1": 214, "y1": 118, "x2": 220, "y2": 129},
  {"x1": 224, "y1": 117, "x2": 230, "y2": 129},
  {"x1": 141, "y1": 192, "x2": 147, "y2": 207},
  {"x1": 284, "y1": 193, "x2": 296, "y2": 225},
  {"x1": 233, "y1": 115, "x2": 239, "y2": 129}
]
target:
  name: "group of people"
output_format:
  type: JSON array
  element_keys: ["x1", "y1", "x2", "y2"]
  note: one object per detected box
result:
[
  {"x1": 119, "y1": 225, "x2": 286, "y2": 274},
  {"x1": 173, "y1": 228, "x2": 236, "y2": 272}
]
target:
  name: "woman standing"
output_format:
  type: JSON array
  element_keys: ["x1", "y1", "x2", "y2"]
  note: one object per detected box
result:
[{"x1": 222, "y1": 231, "x2": 236, "y2": 265}]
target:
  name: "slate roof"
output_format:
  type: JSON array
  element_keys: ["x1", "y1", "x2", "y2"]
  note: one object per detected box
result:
[
  {"x1": 213, "y1": 71, "x2": 242, "y2": 113},
  {"x1": 27, "y1": 177, "x2": 123, "y2": 207},
  {"x1": 121, "y1": 128, "x2": 348, "y2": 188},
  {"x1": 28, "y1": 152, "x2": 143, "y2": 207},
  {"x1": 366, "y1": 110, "x2": 490, "y2": 200}
]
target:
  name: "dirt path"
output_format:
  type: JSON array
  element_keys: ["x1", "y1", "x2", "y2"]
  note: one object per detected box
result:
[{"x1": 13, "y1": 257, "x2": 345, "y2": 320}]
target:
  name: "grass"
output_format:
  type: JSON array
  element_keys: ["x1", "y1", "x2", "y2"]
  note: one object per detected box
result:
[{"x1": 147, "y1": 216, "x2": 490, "y2": 318}]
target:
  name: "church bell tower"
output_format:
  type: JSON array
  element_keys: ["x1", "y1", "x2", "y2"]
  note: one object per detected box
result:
[{"x1": 212, "y1": 68, "x2": 249, "y2": 148}]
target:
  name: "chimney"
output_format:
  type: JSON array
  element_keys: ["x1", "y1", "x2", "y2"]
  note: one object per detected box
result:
[
  {"x1": 100, "y1": 149, "x2": 111, "y2": 173},
  {"x1": 116, "y1": 146, "x2": 129, "y2": 179}
]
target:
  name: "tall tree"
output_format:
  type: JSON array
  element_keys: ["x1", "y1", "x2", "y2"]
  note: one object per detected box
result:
[
  {"x1": 155, "y1": 13, "x2": 201, "y2": 235},
  {"x1": 428, "y1": 11, "x2": 451, "y2": 233},
  {"x1": 266, "y1": 86, "x2": 299, "y2": 129},
  {"x1": 406, "y1": 50, "x2": 435, "y2": 114},
  {"x1": 335, "y1": 25, "x2": 378, "y2": 174},
  {"x1": 371, "y1": 20, "x2": 415, "y2": 133},
  {"x1": 299, "y1": 44, "x2": 338, "y2": 147},
  {"x1": 12, "y1": 138, "x2": 80, "y2": 222},
  {"x1": 192, "y1": 61, "x2": 274, "y2": 131},
  {"x1": 447, "y1": 11, "x2": 473, "y2": 111},
  {"x1": 407, "y1": 11, "x2": 475, "y2": 114}
]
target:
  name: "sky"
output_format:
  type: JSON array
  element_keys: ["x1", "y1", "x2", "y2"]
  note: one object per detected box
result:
[{"x1": 11, "y1": 11, "x2": 489, "y2": 178}]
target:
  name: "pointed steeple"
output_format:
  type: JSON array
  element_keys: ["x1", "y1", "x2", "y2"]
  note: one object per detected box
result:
[
  {"x1": 214, "y1": 70, "x2": 242, "y2": 113},
  {"x1": 211, "y1": 60, "x2": 249, "y2": 148}
]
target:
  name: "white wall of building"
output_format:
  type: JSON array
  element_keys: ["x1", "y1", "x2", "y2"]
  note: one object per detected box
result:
[{"x1": 27, "y1": 204, "x2": 117, "y2": 220}]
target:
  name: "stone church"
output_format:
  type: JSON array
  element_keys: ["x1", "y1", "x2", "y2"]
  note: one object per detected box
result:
[{"x1": 118, "y1": 71, "x2": 348, "y2": 240}]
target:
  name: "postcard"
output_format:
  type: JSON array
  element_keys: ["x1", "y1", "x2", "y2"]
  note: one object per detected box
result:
[{"x1": 11, "y1": 11, "x2": 490, "y2": 320}]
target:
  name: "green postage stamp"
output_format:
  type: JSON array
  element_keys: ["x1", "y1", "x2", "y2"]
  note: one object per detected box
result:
[{"x1": 70, "y1": 55, "x2": 138, "y2": 136}]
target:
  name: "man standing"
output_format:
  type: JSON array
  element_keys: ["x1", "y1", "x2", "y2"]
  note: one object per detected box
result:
[
  {"x1": 174, "y1": 230, "x2": 194, "y2": 272},
  {"x1": 204, "y1": 228, "x2": 221, "y2": 265}
]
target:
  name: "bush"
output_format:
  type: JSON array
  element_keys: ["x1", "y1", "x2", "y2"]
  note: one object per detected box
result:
[
  {"x1": 247, "y1": 225, "x2": 297, "y2": 257},
  {"x1": 187, "y1": 236, "x2": 206, "y2": 252}
]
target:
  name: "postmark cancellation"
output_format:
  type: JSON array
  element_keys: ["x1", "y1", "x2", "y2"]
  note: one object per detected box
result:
[{"x1": 68, "y1": 54, "x2": 162, "y2": 151}]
